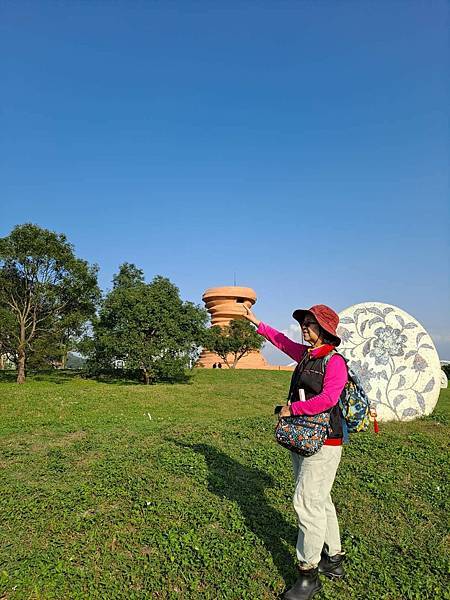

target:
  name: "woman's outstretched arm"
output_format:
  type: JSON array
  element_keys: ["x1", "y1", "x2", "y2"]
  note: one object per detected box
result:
[{"x1": 242, "y1": 306, "x2": 307, "y2": 363}]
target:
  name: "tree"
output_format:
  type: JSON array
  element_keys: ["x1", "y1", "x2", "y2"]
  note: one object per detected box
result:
[
  {"x1": 90, "y1": 265, "x2": 207, "y2": 384},
  {"x1": 25, "y1": 310, "x2": 92, "y2": 370},
  {"x1": 26, "y1": 330, "x2": 65, "y2": 370},
  {"x1": 0, "y1": 224, "x2": 101, "y2": 383},
  {"x1": 112, "y1": 262, "x2": 145, "y2": 289},
  {"x1": 203, "y1": 319, "x2": 264, "y2": 369}
]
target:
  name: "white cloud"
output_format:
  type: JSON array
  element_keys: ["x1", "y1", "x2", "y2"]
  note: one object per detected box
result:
[
  {"x1": 281, "y1": 323, "x2": 304, "y2": 343},
  {"x1": 260, "y1": 322, "x2": 304, "y2": 366}
]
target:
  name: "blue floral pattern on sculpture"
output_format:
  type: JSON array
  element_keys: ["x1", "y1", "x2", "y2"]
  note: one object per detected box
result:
[
  {"x1": 370, "y1": 326, "x2": 408, "y2": 365},
  {"x1": 349, "y1": 359, "x2": 377, "y2": 393},
  {"x1": 337, "y1": 303, "x2": 441, "y2": 422}
]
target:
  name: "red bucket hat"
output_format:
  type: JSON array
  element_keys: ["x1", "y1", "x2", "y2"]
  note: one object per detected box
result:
[{"x1": 292, "y1": 304, "x2": 341, "y2": 346}]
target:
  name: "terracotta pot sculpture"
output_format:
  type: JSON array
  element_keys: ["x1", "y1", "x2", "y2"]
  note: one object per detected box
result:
[{"x1": 197, "y1": 286, "x2": 271, "y2": 369}]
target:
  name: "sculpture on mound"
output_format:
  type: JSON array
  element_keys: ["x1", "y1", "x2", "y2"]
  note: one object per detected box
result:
[{"x1": 197, "y1": 286, "x2": 271, "y2": 369}]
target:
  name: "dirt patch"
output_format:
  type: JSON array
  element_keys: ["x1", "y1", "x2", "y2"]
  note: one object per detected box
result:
[
  {"x1": 30, "y1": 430, "x2": 87, "y2": 452},
  {"x1": 74, "y1": 450, "x2": 103, "y2": 469},
  {"x1": 54, "y1": 430, "x2": 87, "y2": 446}
]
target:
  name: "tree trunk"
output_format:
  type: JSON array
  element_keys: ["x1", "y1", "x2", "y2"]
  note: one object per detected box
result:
[
  {"x1": 17, "y1": 348, "x2": 26, "y2": 383},
  {"x1": 231, "y1": 351, "x2": 248, "y2": 369},
  {"x1": 143, "y1": 369, "x2": 150, "y2": 385},
  {"x1": 218, "y1": 353, "x2": 231, "y2": 369},
  {"x1": 17, "y1": 319, "x2": 27, "y2": 383}
]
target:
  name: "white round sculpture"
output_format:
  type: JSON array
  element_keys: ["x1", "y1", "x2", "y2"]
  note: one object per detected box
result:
[
  {"x1": 337, "y1": 302, "x2": 441, "y2": 422},
  {"x1": 441, "y1": 369, "x2": 448, "y2": 389}
]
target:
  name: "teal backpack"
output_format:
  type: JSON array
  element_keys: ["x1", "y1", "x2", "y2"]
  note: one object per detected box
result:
[{"x1": 323, "y1": 351, "x2": 371, "y2": 437}]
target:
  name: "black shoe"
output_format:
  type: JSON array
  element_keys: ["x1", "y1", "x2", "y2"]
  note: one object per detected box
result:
[
  {"x1": 318, "y1": 546, "x2": 345, "y2": 580},
  {"x1": 283, "y1": 567, "x2": 322, "y2": 600}
]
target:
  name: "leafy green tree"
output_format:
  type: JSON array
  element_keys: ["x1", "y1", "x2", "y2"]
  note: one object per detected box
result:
[
  {"x1": 112, "y1": 262, "x2": 145, "y2": 289},
  {"x1": 26, "y1": 331, "x2": 65, "y2": 370},
  {"x1": 25, "y1": 311, "x2": 91, "y2": 370},
  {"x1": 90, "y1": 264, "x2": 207, "y2": 384},
  {"x1": 0, "y1": 224, "x2": 100, "y2": 383},
  {"x1": 204, "y1": 319, "x2": 264, "y2": 369}
]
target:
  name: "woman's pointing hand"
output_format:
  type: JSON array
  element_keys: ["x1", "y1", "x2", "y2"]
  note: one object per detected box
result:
[{"x1": 242, "y1": 304, "x2": 261, "y2": 327}]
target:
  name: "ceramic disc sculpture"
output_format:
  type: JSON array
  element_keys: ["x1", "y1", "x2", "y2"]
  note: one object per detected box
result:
[{"x1": 337, "y1": 302, "x2": 441, "y2": 422}]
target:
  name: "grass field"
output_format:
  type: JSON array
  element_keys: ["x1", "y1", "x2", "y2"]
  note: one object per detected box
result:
[{"x1": 0, "y1": 370, "x2": 448, "y2": 600}]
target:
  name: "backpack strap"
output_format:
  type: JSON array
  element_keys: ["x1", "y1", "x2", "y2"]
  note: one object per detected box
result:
[
  {"x1": 320, "y1": 349, "x2": 350, "y2": 442},
  {"x1": 321, "y1": 350, "x2": 349, "y2": 373},
  {"x1": 286, "y1": 351, "x2": 310, "y2": 402},
  {"x1": 321, "y1": 349, "x2": 337, "y2": 372}
]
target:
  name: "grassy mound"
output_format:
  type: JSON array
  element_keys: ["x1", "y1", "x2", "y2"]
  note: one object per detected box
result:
[{"x1": 0, "y1": 370, "x2": 448, "y2": 599}]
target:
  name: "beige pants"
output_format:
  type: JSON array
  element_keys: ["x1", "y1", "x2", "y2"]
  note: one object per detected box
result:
[{"x1": 291, "y1": 445, "x2": 342, "y2": 567}]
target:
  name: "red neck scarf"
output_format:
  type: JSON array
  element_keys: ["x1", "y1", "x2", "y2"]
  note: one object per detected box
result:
[{"x1": 308, "y1": 344, "x2": 335, "y2": 358}]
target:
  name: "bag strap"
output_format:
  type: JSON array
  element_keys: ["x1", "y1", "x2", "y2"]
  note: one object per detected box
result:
[{"x1": 287, "y1": 351, "x2": 310, "y2": 401}]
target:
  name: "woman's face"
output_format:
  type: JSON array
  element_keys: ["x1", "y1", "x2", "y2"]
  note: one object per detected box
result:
[{"x1": 301, "y1": 315, "x2": 322, "y2": 346}]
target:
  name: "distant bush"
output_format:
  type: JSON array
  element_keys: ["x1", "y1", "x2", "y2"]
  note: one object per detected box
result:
[{"x1": 442, "y1": 363, "x2": 450, "y2": 378}]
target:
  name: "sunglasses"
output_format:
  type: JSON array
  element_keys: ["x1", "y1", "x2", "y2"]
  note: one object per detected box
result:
[{"x1": 302, "y1": 318, "x2": 319, "y2": 328}]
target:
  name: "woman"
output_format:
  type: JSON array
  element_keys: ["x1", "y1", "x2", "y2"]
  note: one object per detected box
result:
[{"x1": 243, "y1": 304, "x2": 348, "y2": 600}]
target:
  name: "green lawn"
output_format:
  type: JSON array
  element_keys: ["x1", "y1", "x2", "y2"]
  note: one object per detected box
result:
[{"x1": 0, "y1": 370, "x2": 448, "y2": 600}]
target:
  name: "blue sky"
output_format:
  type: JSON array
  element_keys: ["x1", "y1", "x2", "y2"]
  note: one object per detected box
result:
[{"x1": 1, "y1": 1, "x2": 449, "y2": 362}]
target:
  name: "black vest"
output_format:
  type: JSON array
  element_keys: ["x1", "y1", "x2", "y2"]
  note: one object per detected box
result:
[{"x1": 288, "y1": 352, "x2": 343, "y2": 439}]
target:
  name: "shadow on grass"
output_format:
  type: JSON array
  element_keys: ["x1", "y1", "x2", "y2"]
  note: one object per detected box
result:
[
  {"x1": 91, "y1": 374, "x2": 195, "y2": 386},
  {"x1": 0, "y1": 371, "x2": 18, "y2": 383},
  {"x1": 173, "y1": 441, "x2": 297, "y2": 585},
  {"x1": 0, "y1": 369, "x2": 79, "y2": 384},
  {"x1": 92, "y1": 375, "x2": 142, "y2": 386},
  {"x1": 0, "y1": 369, "x2": 196, "y2": 386}
]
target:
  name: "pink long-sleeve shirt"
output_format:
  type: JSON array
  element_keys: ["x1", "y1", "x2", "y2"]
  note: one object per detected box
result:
[{"x1": 257, "y1": 322, "x2": 347, "y2": 416}]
